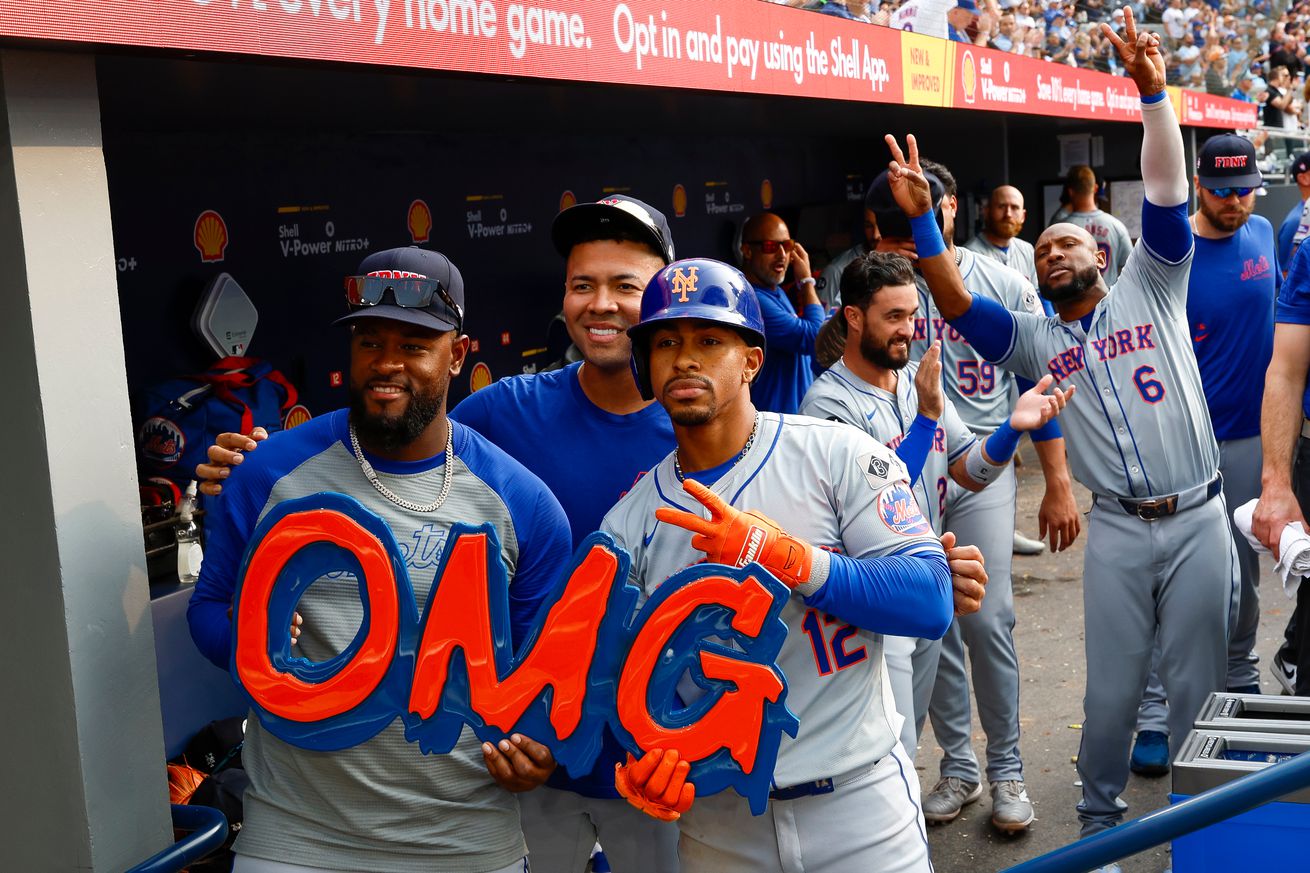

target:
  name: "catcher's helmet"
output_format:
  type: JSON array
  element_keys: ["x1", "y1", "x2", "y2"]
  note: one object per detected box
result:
[{"x1": 628, "y1": 258, "x2": 766, "y2": 401}]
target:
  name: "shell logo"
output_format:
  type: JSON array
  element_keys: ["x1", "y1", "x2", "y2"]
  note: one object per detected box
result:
[
  {"x1": 760, "y1": 179, "x2": 774, "y2": 210},
  {"x1": 408, "y1": 199, "x2": 432, "y2": 243},
  {"x1": 560, "y1": 190, "x2": 577, "y2": 212},
  {"x1": 194, "y1": 210, "x2": 229, "y2": 263},
  {"x1": 469, "y1": 361, "x2": 493, "y2": 393},
  {"x1": 962, "y1": 50, "x2": 977, "y2": 105},
  {"x1": 672, "y1": 183, "x2": 687, "y2": 218},
  {"x1": 283, "y1": 404, "x2": 312, "y2": 430}
]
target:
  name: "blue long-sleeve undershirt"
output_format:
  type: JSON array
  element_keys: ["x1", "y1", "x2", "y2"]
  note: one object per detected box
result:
[
  {"x1": 894, "y1": 413, "x2": 938, "y2": 485},
  {"x1": 804, "y1": 548, "x2": 953, "y2": 640}
]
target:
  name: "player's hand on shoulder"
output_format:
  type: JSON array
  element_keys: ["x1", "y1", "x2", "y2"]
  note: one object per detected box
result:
[
  {"x1": 940, "y1": 531, "x2": 987, "y2": 616},
  {"x1": 1252, "y1": 487, "x2": 1307, "y2": 559},
  {"x1": 196, "y1": 427, "x2": 269, "y2": 496},
  {"x1": 914, "y1": 341, "x2": 944, "y2": 421},
  {"x1": 615, "y1": 749, "x2": 696, "y2": 822},
  {"x1": 883, "y1": 133, "x2": 934, "y2": 218},
  {"x1": 1009, "y1": 374, "x2": 1073, "y2": 432},
  {"x1": 481, "y1": 733, "x2": 556, "y2": 793}
]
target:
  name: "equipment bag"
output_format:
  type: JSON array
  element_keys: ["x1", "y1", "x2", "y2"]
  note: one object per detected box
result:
[{"x1": 136, "y1": 356, "x2": 301, "y2": 489}]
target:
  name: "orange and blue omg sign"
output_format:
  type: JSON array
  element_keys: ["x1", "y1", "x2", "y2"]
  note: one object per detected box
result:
[{"x1": 231, "y1": 493, "x2": 799, "y2": 813}]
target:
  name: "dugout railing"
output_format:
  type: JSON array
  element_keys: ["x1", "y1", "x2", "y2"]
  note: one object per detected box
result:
[{"x1": 999, "y1": 748, "x2": 1310, "y2": 873}]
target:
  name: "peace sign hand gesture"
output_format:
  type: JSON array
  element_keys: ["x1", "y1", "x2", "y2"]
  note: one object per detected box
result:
[
  {"x1": 883, "y1": 133, "x2": 935, "y2": 219},
  {"x1": 1100, "y1": 6, "x2": 1165, "y2": 97}
]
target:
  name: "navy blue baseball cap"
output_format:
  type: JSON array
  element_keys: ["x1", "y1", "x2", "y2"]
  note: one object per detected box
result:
[
  {"x1": 1196, "y1": 134, "x2": 1262, "y2": 189},
  {"x1": 334, "y1": 247, "x2": 465, "y2": 333},
  {"x1": 866, "y1": 169, "x2": 947, "y2": 240},
  {"x1": 551, "y1": 194, "x2": 675, "y2": 264}
]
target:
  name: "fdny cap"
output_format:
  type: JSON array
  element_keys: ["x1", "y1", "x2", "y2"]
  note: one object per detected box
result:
[
  {"x1": 551, "y1": 194, "x2": 675, "y2": 264},
  {"x1": 1196, "y1": 134, "x2": 1263, "y2": 190}
]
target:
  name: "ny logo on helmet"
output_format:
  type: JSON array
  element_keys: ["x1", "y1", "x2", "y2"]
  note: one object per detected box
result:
[{"x1": 671, "y1": 266, "x2": 700, "y2": 303}]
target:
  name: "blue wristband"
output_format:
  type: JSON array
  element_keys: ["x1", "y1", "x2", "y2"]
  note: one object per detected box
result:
[
  {"x1": 909, "y1": 211, "x2": 947, "y2": 259},
  {"x1": 1140, "y1": 90, "x2": 1167, "y2": 104},
  {"x1": 984, "y1": 419, "x2": 1022, "y2": 463}
]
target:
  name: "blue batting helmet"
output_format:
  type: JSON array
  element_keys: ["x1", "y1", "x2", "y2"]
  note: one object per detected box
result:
[{"x1": 627, "y1": 258, "x2": 766, "y2": 401}]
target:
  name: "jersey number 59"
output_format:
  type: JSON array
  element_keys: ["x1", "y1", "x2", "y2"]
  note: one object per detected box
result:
[{"x1": 958, "y1": 360, "x2": 996, "y2": 396}]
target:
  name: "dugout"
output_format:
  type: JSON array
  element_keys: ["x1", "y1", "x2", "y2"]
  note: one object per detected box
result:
[{"x1": 0, "y1": 2, "x2": 1264, "y2": 866}]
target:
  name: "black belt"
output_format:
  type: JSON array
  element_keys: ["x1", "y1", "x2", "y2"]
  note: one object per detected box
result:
[
  {"x1": 769, "y1": 777, "x2": 834, "y2": 801},
  {"x1": 1104, "y1": 476, "x2": 1222, "y2": 521}
]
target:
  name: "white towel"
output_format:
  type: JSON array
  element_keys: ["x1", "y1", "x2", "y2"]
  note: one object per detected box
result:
[{"x1": 1232, "y1": 498, "x2": 1309, "y2": 600}]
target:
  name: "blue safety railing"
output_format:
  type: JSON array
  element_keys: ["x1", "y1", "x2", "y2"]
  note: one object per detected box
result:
[
  {"x1": 1001, "y1": 750, "x2": 1310, "y2": 873},
  {"x1": 126, "y1": 804, "x2": 228, "y2": 873}
]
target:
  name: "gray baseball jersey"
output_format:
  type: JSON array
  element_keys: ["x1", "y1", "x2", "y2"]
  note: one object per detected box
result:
[
  {"x1": 799, "y1": 359, "x2": 976, "y2": 535},
  {"x1": 819, "y1": 243, "x2": 868, "y2": 310},
  {"x1": 991, "y1": 241, "x2": 1219, "y2": 498},
  {"x1": 913, "y1": 247, "x2": 1045, "y2": 433},
  {"x1": 965, "y1": 234, "x2": 1040, "y2": 289},
  {"x1": 1063, "y1": 209, "x2": 1133, "y2": 286},
  {"x1": 600, "y1": 412, "x2": 942, "y2": 789}
]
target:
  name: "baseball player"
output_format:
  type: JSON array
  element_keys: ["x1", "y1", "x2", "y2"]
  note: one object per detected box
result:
[
  {"x1": 198, "y1": 196, "x2": 683, "y2": 873},
  {"x1": 604, "y1": 256, "x2": 983, "y2": 872},
  {"x1": 864, "y1": 162, "x2": 1082, "y2": 833},
  {"x1": 965, "y1": 185, "x2": 1041, "y2": 290},
  {"x1": 1058, "y1": 165, "x2": 1133, "y2": 287},
  {"x1": 883, "y1": 12, "x2": 1240, "y2": 846},
  {"x1": 188, "y1": 247, "x2": 573, "y2": 872},
  {"x1": 1131, "y1": 134, "x2": 1280, "y2": 774},
  {"x1": 817, "y1": 208, "x2": 879, "y2": 310},
  {"x1": 799, "y1": 252, "x2": 1071, "y2": 830}
]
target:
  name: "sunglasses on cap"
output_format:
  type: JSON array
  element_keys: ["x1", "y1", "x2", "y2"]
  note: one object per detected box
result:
[
  {"x1": 344, "y1": 274, "x2": 464, "y2": 332},
  {"x1": 744, "y1": 238, "x2": 795, "y2": 255},
  {"x1": 1205, "y1": 186, "x2": 1255, "y2": 198}
]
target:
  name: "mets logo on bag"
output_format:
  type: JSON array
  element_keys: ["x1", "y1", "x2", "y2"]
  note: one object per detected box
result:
[
  {"x1": 670, "y1": 265, "x2": 700, "y2": 303},
  {"x1": 877, "y1": 482, "x2": 931, "y2": 536},
  {"x1": 139, "y1": 417, "x2": 186, "y2": 467}
]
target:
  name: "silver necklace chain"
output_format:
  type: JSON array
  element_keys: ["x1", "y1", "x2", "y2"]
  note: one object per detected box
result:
[
  {"x1": 349, "y1": 419, "x2": 455, "y2": 513},
  {"x1": 673, "y1": 414, "x2": 759, "y2": 482}
]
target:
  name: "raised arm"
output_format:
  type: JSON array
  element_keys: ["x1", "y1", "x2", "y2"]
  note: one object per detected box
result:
[{"x1": 1102, "y1": 7, "x2": 1192, "y2": 261}]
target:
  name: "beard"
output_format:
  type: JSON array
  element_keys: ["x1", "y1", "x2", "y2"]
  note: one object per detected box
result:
[
  {"x1": 349, "y1": 379, "x2": 444, "y2": 452},
  {"x1": 987, "y1": 217, "x2": 1023, "y2": 239},
  {"x1": 860, "y1": 330, "x2": 911, "y2": 370},
  {"x1": 1040, "y1": 263, "x2": 1101, "y2": 305},
  {"x1": 1199, "y1": 197, "x2": 1252, "y2": 233}
]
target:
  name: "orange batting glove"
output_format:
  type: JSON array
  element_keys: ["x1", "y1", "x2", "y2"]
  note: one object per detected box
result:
[
  {"x1": 615, "y1": 749, "x2": 696, "y2": 822},
  {"x1": 655, "y1": 479, "x2": 814, "y2": 589}
]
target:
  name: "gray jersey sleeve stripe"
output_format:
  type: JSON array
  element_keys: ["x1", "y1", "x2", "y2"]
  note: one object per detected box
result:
[{"x1": 1140, "y1": 238, "x2": 1194, "y2": 266}]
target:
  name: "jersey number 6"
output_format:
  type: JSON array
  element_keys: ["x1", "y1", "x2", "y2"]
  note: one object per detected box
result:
[{"x1": 1133, "y1": 365, "x2": 1166, "y2": 404}]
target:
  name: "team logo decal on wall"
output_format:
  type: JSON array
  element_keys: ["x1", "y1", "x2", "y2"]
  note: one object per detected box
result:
[
  {"x1": 194, "y1": 210, "x2": 229, "y2": 263},
  {"x1": 469, "y1": 362, "x2": 493, "y2": 393},
  {"x1": 408, "y1": 200, "x2": 432, "y2": 244},
  {"x1": 672, "y1": 184, "x2": 687, "y2": 218}
]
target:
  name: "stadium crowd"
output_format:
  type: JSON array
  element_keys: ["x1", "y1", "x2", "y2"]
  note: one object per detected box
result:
[{"x1": 770, "y1": 0, "x2": 1310, "y2": 162}]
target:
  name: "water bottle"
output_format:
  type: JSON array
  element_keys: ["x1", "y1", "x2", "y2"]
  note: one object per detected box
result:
[{"x1": 175, "y1": 480, "x2": 204, "y2": 585}]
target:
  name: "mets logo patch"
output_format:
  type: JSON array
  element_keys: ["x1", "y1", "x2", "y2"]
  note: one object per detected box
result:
[
  {"x1": 877, "y1": 482, "x2": 931, "y2": 537},
  {"x1": 139, "y1": 417, "x2": 185, "y2": 467}
]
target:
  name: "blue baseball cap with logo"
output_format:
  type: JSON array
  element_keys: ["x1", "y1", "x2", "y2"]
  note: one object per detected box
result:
[{"x1": 1196, "y1": 134, "x2": 1262, "y2": 189}]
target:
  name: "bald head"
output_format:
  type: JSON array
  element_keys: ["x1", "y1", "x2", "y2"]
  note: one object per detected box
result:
[
  {"x1": 984, "y1": 185, "x2": 1027, "y2": 242},
  {"x1": 1034, "y1": 223, "x2": 1106, "y2": 306},
  {"x1": 740, "y1": 212, "x2": 794, "y2": 289}
]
